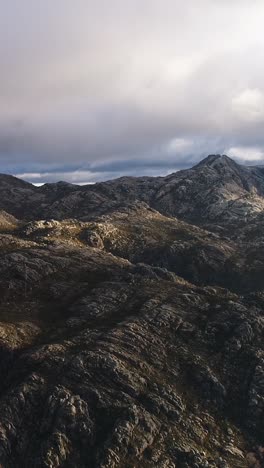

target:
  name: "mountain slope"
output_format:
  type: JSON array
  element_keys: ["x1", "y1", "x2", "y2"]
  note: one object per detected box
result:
[{"x1": 0, "y1": 243, "x2": 263, "y2": 467}]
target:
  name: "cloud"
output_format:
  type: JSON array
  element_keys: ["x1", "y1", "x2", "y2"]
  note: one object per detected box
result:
[
  {"x1": 226, "y1": 146, "x2": 264, "y2": 163},
  {"x1": 0, "y1": 0, "x2": 264, "y2": 182},
  {"x1": 232, "y1": 89, "x2": 264, "y2": 123}
]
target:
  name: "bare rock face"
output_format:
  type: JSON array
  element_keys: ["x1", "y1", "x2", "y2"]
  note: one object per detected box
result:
[{"x1": 0, "y1": 155, "x2": 263, "y2": 466}]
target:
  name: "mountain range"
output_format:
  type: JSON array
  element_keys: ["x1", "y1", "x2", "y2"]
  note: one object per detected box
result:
[
  {"x1": 0, "y1": 155, "x2": 263, "y2": 467},
  {"x1": 2, "y1": 154, "x2": 264, "y2": 223}
]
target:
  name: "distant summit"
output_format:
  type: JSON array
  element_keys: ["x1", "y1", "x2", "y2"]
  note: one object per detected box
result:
[{"x1": 194, "y1": 154, "x2": 238, "y2": 169}]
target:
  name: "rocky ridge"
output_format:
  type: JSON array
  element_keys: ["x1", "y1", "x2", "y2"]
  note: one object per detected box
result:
[{"x1": 1, "y1": 155, "x2": 264, "y2": 224}]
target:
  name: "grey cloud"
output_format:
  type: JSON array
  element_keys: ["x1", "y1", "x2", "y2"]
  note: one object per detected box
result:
[{"x1": 0, "y1": 1, "x2": 264, "y2": 181}]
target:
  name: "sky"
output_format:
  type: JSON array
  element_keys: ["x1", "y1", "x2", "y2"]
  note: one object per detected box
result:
[{"x1": 1, "y1": 0, "x2": 264, "y2": 184}]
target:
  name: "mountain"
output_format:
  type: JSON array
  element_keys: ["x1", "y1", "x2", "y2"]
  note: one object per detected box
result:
[
  {"x1": 0, "y1": 155, "x2": 263, "y2": 467},
  {"x1": 154, "y1": 154, "x2": 264, "y2": 222},
  {"x1": 2, "y1": 154, "x2": 264, "y2": 224}
]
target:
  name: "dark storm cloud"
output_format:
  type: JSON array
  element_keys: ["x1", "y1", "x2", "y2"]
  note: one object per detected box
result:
[{"x1": 1, "y1": 0, "x2": 264, "y2": 183}]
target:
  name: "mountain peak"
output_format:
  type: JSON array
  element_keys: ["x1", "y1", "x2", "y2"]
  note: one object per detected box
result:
[{"x1": 194, "y1": 154, "x2": 237, "y2": 169}]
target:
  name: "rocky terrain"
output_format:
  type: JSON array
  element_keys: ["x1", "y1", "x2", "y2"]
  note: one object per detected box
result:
[{"x1": 0, "y1": 154, "x2": 263, "y2": 467}]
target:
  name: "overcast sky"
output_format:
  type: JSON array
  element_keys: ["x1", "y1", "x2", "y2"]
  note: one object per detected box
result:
[{"x1": 1, "y1": 0, "x2": 264, "y2": 184}]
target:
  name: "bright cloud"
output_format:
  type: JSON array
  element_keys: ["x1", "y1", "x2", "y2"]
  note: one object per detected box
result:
[{"x1": 227, "y1": 146, "x2": 264, "y2": 161}]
